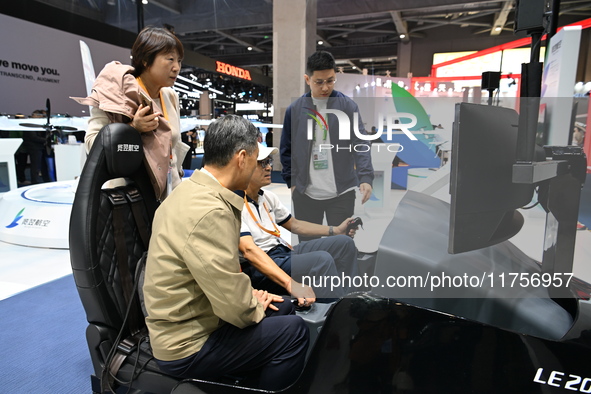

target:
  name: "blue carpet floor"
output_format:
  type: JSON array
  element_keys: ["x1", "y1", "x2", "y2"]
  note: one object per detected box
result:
[{"x1": 0, "y1": 274, "x2": 93, "y2": 393}]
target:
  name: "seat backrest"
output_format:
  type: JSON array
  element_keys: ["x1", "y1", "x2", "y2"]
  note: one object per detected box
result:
[{"x1": 69, "y1": 123, "x2": 158, "y2": 336}]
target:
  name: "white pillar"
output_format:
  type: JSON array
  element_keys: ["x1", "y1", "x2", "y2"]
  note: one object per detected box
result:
[{"x1": 199, "y1": 92, "x2": 212, "y2": 120}]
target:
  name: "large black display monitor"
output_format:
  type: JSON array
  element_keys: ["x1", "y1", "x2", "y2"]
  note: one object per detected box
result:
[{"x1": 448, "y1": 103, "x2": 536, "y2": 254}]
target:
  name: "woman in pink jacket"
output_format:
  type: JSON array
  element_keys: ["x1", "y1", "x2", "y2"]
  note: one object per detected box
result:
[{"x1": 74, "y1": 26, "x2": 188, "y2": 200}]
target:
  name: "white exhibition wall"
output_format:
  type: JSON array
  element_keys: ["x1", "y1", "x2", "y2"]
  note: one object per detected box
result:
[{"x1": 0, "y1": 14, "x2": 131, "y2": 117}]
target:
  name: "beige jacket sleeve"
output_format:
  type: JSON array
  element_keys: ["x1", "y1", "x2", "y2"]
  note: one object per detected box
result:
[{"x1": 184, "y1": 207, "x2": 264, "y2": 328}]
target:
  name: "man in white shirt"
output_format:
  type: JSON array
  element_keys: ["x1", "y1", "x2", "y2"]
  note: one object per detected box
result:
[{"x1": 237, "y1": 144, "x2": 359, "y2": 304}]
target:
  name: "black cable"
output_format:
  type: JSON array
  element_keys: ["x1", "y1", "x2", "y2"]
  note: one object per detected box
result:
[
  {"x1": 521, "y1": 201, "x2": 540, "y2": 210},
  {"x1": 531, "y1": 33, "x2": 543, "y2": 61},
  {"x1": 532, "y1": 12, "x2": 552, "y2": 62},
  {"x1": 113, "y1": 336, "x2": 150, "y2": 394},
  {"x1": 100, "y1": 286, "x2": 139, "y2": 393},
  {"x1": 522, "y1": 186, "x2": 540, "y2": 210},
  {"x1": 101, "y1": 252, "x2": 148, "y2": 393}
]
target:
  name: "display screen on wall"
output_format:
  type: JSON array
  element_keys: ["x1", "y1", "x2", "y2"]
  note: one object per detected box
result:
[{"x1": 0, "y1": 13, "x2": 130, "y2": 116}]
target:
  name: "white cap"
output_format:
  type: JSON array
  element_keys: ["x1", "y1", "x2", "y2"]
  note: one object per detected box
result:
[{"x1": 257, "y1": 142, "x2": 278, "y2": 160}]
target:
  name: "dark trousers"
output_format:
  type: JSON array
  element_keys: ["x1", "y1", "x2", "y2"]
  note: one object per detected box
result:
[
  {"x1": 245, "y1": 235, "x2": 358, "y2": 299},
  {"x1": 14, "y1": 152, "x2": 28, "y2": 183},
  {"x1": 292, "y1": 189, "x2": 355, "y2": 242},
  {"x1": 182, "y1": 148, "x2": 193, "y2": 170},
  {"x1": 156, "y1": 299, "x2": 309, "y2": 391}
]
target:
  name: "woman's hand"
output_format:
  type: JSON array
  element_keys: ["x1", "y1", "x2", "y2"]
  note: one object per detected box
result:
[{"x1": 131, "y1": 104, "x2": 161, "y2": 133}]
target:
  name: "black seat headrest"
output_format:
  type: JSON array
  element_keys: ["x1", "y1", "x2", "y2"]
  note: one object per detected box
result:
[{"x1": 100, "y1": 123, "x2": 144, "y2": 178}]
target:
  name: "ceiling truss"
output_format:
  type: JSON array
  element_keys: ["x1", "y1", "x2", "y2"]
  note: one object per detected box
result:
[{"x1": 25, "y1": 0, "x2": 591, "y2": 77}]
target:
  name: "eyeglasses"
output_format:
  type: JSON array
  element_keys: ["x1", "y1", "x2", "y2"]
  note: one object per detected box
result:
[
  {"x1": 258, "y1": 157, "x2": 273, "y2": 168},
  {"x1": 312, "y1": 78, "x2": 336, "y2": 87}
]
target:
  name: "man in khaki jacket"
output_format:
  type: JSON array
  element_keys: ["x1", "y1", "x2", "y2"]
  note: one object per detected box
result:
[{"x1": 143, "y1": 115, "x2": 309, "y2": 391}]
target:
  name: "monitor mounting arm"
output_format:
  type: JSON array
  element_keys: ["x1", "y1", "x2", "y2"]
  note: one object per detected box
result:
[
  {"x1": 514, "y1": 147, "x2": 587, "y2": 298},
  {"x1": 511, "y1": 1, "x2": 587, "y2": 298}
]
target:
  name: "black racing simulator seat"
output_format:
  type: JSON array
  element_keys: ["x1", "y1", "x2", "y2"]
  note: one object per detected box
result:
[
  {"x1": 67, "y1": 122, "x2": 344, "y2": 394},
  {"x1": 69, "y1": 123, "x2": 180, "y2": 393}
]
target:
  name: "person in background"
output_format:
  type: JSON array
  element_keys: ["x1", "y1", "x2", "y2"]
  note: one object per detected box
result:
[
  {"x1": 280, "y1": 50, "x2": 374, "y2": 242},
  {"x1": 143, "y1": 115, "x2": 309, "y2": 391},
  {"x1": 21, "y1": 110, "x2": 51, "y2": 184},
  {"x1": 181, "y1": 128, "x2": 196, "y2": 170},
  {"x1": 197, "y1": 127, "x2": 206, "y2": 149},
  {"x1": 265, "y1": 129, "x2": 274, "y2": 147},
  {"x1": 72, "y1": 26, "x2": 188, "y2": 200},
  {"x1": 11, "y1": 130, "x2": 30, "y2": 186}
]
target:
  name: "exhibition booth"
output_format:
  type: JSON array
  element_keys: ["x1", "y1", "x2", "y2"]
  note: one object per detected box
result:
[{"x1": 1, "y1": 3, "x2": 591, "y2": 394}]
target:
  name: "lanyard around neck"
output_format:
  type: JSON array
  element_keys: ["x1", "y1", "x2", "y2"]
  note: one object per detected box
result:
[
  {"x1": 136, "y1": 77, "x2": 169, "y2": 121},
  {"x1": 244, "y1": 195, "x2": 293, "y2": 250},
  {"x1": 244, "y1": 194, "x2": 281, "y2": 237}
]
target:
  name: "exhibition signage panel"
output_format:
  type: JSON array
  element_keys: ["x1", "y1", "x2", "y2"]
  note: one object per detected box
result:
[
  {"x1": 541, "y1": 26, "x2": 582, "y2": 146},
  {"x1": 0, "y1": 138, "x2": 24, "y2": 193},
  {"x1": 54, "y1": 143, "x2": 85, "y2": 182},
  {"x1": 0, "y1": 181, "x2": 75, "y2": 249}
]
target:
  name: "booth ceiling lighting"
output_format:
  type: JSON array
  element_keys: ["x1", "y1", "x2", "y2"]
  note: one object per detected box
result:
[
  {"x1": 431, "y1": 18, "x2": 591, "y2": 77},
  {"x1": 177, "y1": 69, "x2": 272, "y2": 106},
  {"x1": 174, "y1": 82, "x2": 189, "y2": 90},
  {"x1": 177, "y1": 75, "x2": 204, "y2": 88},
  {"x1": 15, "y1": 1, "x2": 591, "y2": 78},
  {"x1": 174, "y1": 87, "x2": 201, "y2": 98}
]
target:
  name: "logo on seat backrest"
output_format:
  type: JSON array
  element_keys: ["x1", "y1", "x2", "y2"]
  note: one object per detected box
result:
[{"x1": 117, "y1": 144, "x2": 140, "y2": 152}]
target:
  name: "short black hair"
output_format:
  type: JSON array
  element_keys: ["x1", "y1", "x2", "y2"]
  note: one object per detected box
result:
[
  {"x1": 306, "y1": 51, "x2": 336, "y2": 74},
  {"x1": 131, "y1": 26, "x2": 184, "y2": 77},
  {"x1": 203, "y1": 115, "x2": 258, "y2": 167}
]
